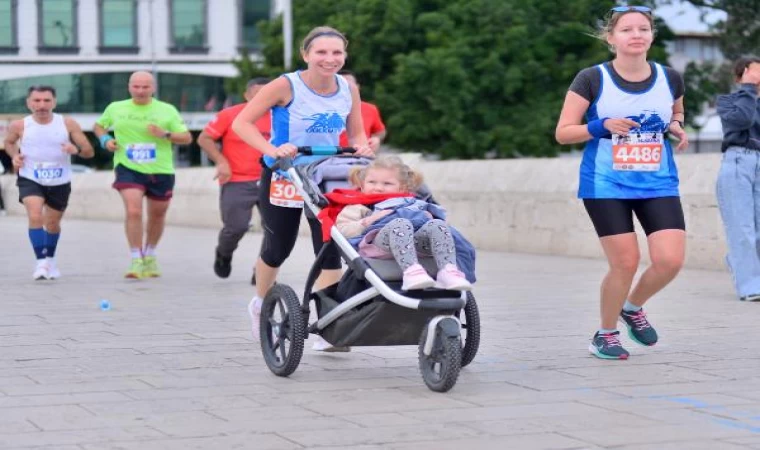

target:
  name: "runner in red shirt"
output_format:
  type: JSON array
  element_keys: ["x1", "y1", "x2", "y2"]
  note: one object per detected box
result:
[
  {"x1": 338, "y1": 71, "x2": 386, "y2": 152},
  {"x1": 198, "y1": 78, "x2": 271, "y2": 280}
]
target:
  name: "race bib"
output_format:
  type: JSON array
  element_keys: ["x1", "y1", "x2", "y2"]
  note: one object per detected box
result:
[
  {"x1": 33, "y1": 162, "x2": 64, "y2": 181},
  {"x1": 612, "y1": 132, "x2": 663, "y2": 172},
  {"x1": 126, "y1": 143, "x2": 157, "y2": 164},
  {"x1": 269, "y1": 173, "x2": 303, "y2": 208}
]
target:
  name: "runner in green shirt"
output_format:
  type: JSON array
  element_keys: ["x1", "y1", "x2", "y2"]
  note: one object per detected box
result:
[{"x1": 94, "y1": 71, "x2": 192, "y2": 279}]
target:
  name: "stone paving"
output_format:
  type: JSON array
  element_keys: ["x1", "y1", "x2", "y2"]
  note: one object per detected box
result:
[{"x1": 1, "y1": 215, "x2": 760, "y2": 449}]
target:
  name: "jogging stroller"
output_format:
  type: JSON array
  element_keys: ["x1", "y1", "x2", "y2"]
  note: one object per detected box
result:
[{"x1": 258, "y1": 147, "x2": 481, "y2": 392}]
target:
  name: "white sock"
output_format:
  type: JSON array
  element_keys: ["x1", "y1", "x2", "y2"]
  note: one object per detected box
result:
[
  {"x1": 130, "y1": 248, "x2": 142, "y2": 259},
  {"x1": 143, "y1": 245, "x2": 156, "y2": 257}
]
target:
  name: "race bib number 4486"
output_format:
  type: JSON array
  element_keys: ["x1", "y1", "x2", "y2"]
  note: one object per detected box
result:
[{"x1": 612, "y1": 133, "x2": 663, "y2": 172}]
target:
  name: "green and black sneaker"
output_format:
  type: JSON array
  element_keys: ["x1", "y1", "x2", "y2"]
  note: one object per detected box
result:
[
  {"x1": 620, "y1": 309, "x2": 658, "y2": 346},
  {"x1": 589, "y1": 331, "x2": 630, "y2": 360}
]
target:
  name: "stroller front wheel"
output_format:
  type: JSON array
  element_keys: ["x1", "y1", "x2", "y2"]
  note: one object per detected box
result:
[
  {"x1": 260, "y1": 283, "x2": 305, "y2": 376},
  {"x1": 459, "y1": 292, "x2": 481, "y2": 367},
  {"x1": 418, "y1": 317, "x2": 462, "y2": 392}
]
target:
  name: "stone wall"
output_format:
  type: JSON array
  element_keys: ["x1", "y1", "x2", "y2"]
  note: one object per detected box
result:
[{"x1": 0, "y1": 153, "x2": 727, "y2": 270}]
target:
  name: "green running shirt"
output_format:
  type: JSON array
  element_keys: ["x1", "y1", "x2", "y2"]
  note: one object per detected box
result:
[{"x1": 96, "y1": 99, "x2": 188, "y2": 174}]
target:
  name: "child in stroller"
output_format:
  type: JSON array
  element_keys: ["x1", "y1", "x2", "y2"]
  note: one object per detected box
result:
[
  {"x1": 334, "y1": 155, "x2": 473, "y2": 291},
  {"x1": 258, "y1": 147, "x2": 480, "y2": 392}
]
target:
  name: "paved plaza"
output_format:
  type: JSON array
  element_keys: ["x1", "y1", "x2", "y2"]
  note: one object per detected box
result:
[{"x1": 2, "y1": 216, "x2": 760, "y2": 449}]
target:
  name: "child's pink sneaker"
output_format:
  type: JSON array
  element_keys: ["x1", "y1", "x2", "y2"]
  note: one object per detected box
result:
[
  {"x1": 436, "y1": 264, "x2": 473, "y2": 291},
  {"x1": 401, "y1": 264, "x2": 436, "y2": 291}
]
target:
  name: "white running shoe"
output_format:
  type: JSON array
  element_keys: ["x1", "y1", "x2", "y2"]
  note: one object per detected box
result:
[
  {"x1": 45, "y1": 257, "x2": 61, "y2": 280},
  {"x1": 248, "y1": 296, "x2": 263, "y2": 340},
  {"x1": 312, "y1": 335, "x2": 351, "y2": 352},
  {"x1": 33, "y1": 260, "x2": 49, "y2": 281}
]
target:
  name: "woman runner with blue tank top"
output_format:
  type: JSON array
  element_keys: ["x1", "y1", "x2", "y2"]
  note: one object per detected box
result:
[
  {"x1": 555, "y1": 6, "x2": 689, "y2": 360},
  {"x1": 232, "y1": 26, "x2": 373, "y2": 348}
]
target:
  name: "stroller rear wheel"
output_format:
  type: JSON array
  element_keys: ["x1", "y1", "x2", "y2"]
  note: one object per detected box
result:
[
  {"x1": 459, "y1": 292, "x2": 481, "y2": 367},
  {"x1": 260, "y1": 284, "x2": 305, "y2": 376},
  {"x1": 418, "y1": 317, "x2": 462, "y2": 392}
]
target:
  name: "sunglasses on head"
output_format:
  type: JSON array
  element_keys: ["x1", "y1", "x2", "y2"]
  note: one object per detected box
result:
[{"x1": 610, "y1": 6, "x2": 652, "y2": 14}]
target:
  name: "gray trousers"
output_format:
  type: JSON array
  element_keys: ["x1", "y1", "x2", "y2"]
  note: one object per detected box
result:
[{"x1": 217, "y1": 180, "x2": 260, "y2": 258}]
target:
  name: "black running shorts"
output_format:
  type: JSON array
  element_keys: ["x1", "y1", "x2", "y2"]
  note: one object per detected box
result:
[
  {"x1": 112, "y1": 164, "x2": 175, "y2": 201},
  {"x1": 17, "y1": 176, "x2": 72, "y2": 212},
  {"x1": 583, "y1": 197, "x2": 686, "y2": 238}
]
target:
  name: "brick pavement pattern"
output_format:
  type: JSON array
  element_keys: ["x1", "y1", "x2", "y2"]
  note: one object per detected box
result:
[{"x1": 2, "y1": 217, "x2": 760, "y2": 449}]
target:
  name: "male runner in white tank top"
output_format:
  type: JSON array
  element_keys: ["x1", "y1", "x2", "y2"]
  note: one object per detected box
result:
[{"x1": 3, "y1": 86, "x2": 94, "y2": 280}]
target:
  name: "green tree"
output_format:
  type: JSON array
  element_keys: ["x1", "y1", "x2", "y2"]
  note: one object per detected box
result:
[
  {"x1": 234, "y1": 0, "x2": 675, "y2": 158},
  {"x1": 684, "y1": 0, "x2": 760, "y2": 60}
]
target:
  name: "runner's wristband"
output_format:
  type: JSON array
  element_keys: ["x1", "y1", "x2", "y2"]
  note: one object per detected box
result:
[
  {"x1": 587, "y1": 118, "x2": 609, "y2": 138},
  {"x1": 99, "y1": 134, "x2": 114, "y2": 149}
]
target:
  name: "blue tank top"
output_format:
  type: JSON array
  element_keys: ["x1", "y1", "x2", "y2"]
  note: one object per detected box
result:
[
  {"x1": 263, "y1": 71, "x2": 352, "y2": 168},
  {"x1": 578, "y1": 63, "x2": 679, "y2": 199}
]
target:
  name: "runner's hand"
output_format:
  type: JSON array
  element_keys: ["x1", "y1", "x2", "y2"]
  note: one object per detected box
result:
[
  {"x1": 669, "y1": 121, "x2": 689, "y2": 153},
  {"x1": 214, "y1": 160, "x2": 232, "y2": 184},
  {"x1": 272, "y1": 143, "x2": 297, "y2": 158},
  {"x1": 353, "y1": 143, "x2": 374, "y2": 157},
  {"x1": 740, "y1": 66, "x2": 760, "y2": 86},
  {"x1": 61, "y1": 142, "x2": 78, "y2": 155},
  {"x1": 105, "y1": 140, "x2": 119, "y2": 152},
  {"x1": 11, "y1": 153, "x2": 24, "y2": 170},
  {"x1": 368, "y1": 136, "x2": 381, "y2": 153},
  {"x1": 147, "y1": 124, "x2": 167, "y2": 138},
  {"x1": 604, "y1": 118, "x2": 640, "y2": 136}
]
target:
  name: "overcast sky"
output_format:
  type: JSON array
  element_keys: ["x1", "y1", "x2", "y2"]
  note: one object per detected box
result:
[{"x1": 655, "y1": 0, "x2": 727, "y2": 33}]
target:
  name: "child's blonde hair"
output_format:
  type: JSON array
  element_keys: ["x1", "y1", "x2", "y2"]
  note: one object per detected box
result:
[{"x1": 349, "y1": 156, "x2": 424, "y2": 192}]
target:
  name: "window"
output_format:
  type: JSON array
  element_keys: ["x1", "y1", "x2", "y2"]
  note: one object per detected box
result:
[
  {"x1": 99, "y1": 0, "x2": 137, "y2": 53},
  {"x1": 170, "y1": 0, "x2": 207, "y2": 53},
  {"x1": 38, "y1": 0, "x2": 78, "y2": 52},
  {"x1": 0, "y1": 0, "x2": 17, "y2": 52},
  {"x1": 240, "y1": 0, "x2": 270, "y2": 50},
  {"x1": 0, "y1": 72, "x2": 227, "y2": 114}
]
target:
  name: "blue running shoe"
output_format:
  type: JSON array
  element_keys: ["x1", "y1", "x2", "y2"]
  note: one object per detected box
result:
[
  {"x1": 620, "y1": 308, "x2": 658, "y2": 346},
  {"x1": 589, "y1": 331, "x2": 629, "y2": 360}
]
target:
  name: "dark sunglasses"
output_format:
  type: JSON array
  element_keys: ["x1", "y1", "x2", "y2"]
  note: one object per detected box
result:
[{"x1": 610, "y1": 6, "x2": 652, "y2": 14}]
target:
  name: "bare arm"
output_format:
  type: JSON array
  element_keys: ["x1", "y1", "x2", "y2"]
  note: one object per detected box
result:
[
  {"x1": 93, "y1": 123, "x2": 119, "y2": 152},
  {"x1": 555, "y1": 91, "x2": 594, "y2": 145},
  {"x1": 92, "y1": 123, "x2": 109, "y2": 139},
  {"x1": 197, "y1": 131, "x2": 231, "y2": 183},
  {"x1": 346, "y1": 83, "x2": 370, "y2": 153},
  {"x1": 3, "y1": 120, "x2": 22, "y2": 160},
  {"x1": 555, "y1": 90, "x2": 640, "y2": 144},
  {"x1": 197, "y1": 131, "x2": 226, "y2": 164},
  {"x1": 169, "y1": 131, "x2": 193, "y2": 145},
  {"x1": 147, "y1": 124, "x2": 192, "y2": 145},
  {"x1": 64, "y1": 116, "x2": 95, "y2": 158},
  {"x1": 231, "y1": 77, "x2": 290, "y2": 157},
  {"x1": 668, "y1": 96, "x2": 689, "y2": 152}
]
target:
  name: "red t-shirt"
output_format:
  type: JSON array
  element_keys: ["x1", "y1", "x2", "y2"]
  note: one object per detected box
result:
[
  {"x1": 339, "y1": 101, "x2": 385, "y2": 147},
  {"x1": 203, "y1": 103, "x2": 271, "y2": 182}
]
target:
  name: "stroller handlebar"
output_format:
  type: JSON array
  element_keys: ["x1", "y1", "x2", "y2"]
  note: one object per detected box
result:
[
  {"x1": 295, "y1": 146, "x2": 356, "y2": 156},
  {"x1": 274, "y1": 146, "x2": 357, "y2": 172}
]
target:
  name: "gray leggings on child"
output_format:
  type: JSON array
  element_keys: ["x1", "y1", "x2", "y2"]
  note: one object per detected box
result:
[{"x1": 373, "y1": 218, "x2": 456, "y2": 270}]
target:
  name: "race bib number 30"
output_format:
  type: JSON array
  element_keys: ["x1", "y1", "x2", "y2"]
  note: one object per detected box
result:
[
  {"x1": 612, "y1": 133, "x2": 663, "y2": 172},
  {"x1": 126, "y1": 143, "x2": 157, "y2": 164},
  {"x1": 269, "y1": 173, "x2": 304, "y2": 208}
]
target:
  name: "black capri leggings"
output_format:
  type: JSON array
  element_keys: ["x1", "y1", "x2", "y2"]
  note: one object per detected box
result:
[
  {"x1": 583, "y1": 196, "x2": 686, "y2": 238},
  {"x1": 258, "y1": 165, "x2": 342, "y2": 270}
]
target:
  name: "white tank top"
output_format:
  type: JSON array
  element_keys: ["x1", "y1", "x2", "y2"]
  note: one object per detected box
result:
[
  {"x1": 19, "y1": 114, "x2": 72, "y2": 186},
  {"x1": 264, "y1": 71, "x2": 353, "y2": 168}
]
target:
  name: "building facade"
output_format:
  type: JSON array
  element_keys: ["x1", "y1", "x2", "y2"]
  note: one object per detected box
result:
[{"x1": 0, "y1": 0, "x2": 279, "y2": 130}]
